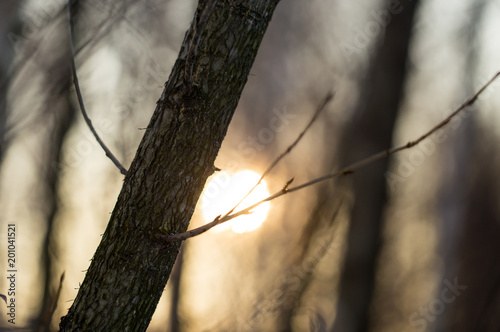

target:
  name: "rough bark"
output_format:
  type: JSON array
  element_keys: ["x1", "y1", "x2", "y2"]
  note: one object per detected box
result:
[
  {"x1": 332, "y1": 1, "x2": 419, "y2": 331},
  {"x1": 59, "y1": 0, "x2": 280, "y2": 330}
]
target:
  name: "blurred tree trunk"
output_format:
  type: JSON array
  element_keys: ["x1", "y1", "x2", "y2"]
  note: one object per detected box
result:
[
  {"x1": 36, "y1": 65, "x2": 76, "y2": 331},
  {"x1": 276, "y1": 183, "x2": 342, "y2": 332},
  {"x1": 59, "y1": 0, "x2": 280, "y2": 331},
  {"x1": 451, "y1": 137, "x2": 500, "y2": 332},
  {"x1": 434, "y1": 1, "x2": 486, "y2": 331},
  {"x1": 332, "y1": 1, "x2": 420, "y2": 331},
  {"x1": 0, "y1": 1, "x2": 22, "y2": 164},
  {"x1": 448, "y1": 1, "x2": 500, "y2": 331},
  {"x1": 168, "y1": 249, "x2": 184, "y2": 332},
  {"x1": 0, "y1": 3, "x2": 76, "y2": 330}
]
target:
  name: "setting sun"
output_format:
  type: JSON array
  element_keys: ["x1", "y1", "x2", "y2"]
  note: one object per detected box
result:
[{"x1": 200, "y1": 170, "x2": 271, "y2": 233}]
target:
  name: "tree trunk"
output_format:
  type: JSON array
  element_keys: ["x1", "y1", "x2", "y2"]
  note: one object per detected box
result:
[
  {"x1": 0, "y1": 1, "x2": 22, "y2": 164},
  {"x1": 37, "y1": 65, "x2": 76, "y2": 332},
  {"x1": 332, "y1": 1, "x2": 419, "y2": 331},
  {"x1": 448, "y1": 3, "x2": 500, "y2": 331},
  {"x1": 59, "y1": 1, "x2": 280, "y2": 330},
  {"x1": 434, "y1": 1, "x2": 486, "y2": 330}
]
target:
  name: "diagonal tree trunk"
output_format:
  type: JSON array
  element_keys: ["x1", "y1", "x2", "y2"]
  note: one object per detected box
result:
[{"x1": 59, "y1": 0, "x2": 280, "y2": 330}]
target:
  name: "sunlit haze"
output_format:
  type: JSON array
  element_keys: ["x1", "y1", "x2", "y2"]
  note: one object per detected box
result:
[{"x1": 201, "y1": 170, "x2": 271, "y2": 233}]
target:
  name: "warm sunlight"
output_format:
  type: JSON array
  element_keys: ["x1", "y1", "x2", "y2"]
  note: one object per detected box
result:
[{"x1": 201, "y1": 170, "x2": 271, "y2": 233}]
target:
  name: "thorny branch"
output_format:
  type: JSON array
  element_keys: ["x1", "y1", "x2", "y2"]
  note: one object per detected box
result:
[
  {"x1": 67, "y1": 0, "x2": 128, "y2": 175},
  {"x1": 159, "y1": 71, "x2": 500, "y2": 243}
]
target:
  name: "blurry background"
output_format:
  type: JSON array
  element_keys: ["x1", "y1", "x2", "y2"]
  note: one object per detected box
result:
[{"x1": 1, "y1": 0, "x2": 500, "y2": 331}]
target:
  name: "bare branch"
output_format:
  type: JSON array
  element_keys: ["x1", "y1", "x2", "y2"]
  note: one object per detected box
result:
[
  {"x1": 221, "y1": 90, "x2": 334, "y2": 220},
  {"x1": 67, "y1": 0, "x2": 128, "y2": 175},
  {"x1": 159, "y1": 72, "x2": 499, "y2": 242}
]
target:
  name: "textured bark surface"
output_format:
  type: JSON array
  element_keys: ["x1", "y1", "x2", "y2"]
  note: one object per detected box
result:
[{"x1": 59, "y1": 1, "x2": 279, "y2": 330}]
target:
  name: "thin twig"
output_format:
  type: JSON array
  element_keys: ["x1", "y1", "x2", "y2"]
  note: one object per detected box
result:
[
  {"x1": 221, "y1": 91, "x2": 335, "y2": 220},
  {"x1": 67, "y1": 0, "x2": 128, "y2": 175},
  {"x1": 159, "y1": 71, "x2": 500, "y2": 242}
]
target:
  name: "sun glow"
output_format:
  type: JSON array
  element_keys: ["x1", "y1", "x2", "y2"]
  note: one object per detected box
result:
[{"x1": 201, "y1": 170, "x2": 271, "y2": 233}]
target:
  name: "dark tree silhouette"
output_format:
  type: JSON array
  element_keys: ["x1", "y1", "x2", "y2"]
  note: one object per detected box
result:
[
  {"x1": 449, "y1": 2, "x2": 500, "y2": 331},
  {"x1": 435, "y1": 1, "x2": 486, "y2": 331},
  {"x1": 0, "y1": 1, "x2": 22, "y2": 165},
  {"x1": 332, "y1": 1, "x2": 420, "y2": 331},
  {"x1": 35, "y1": 49, "x2": 76, "y2": 332},
  {"x1": 59, "y1": 0, "x2": 281, "y2": 330}
]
